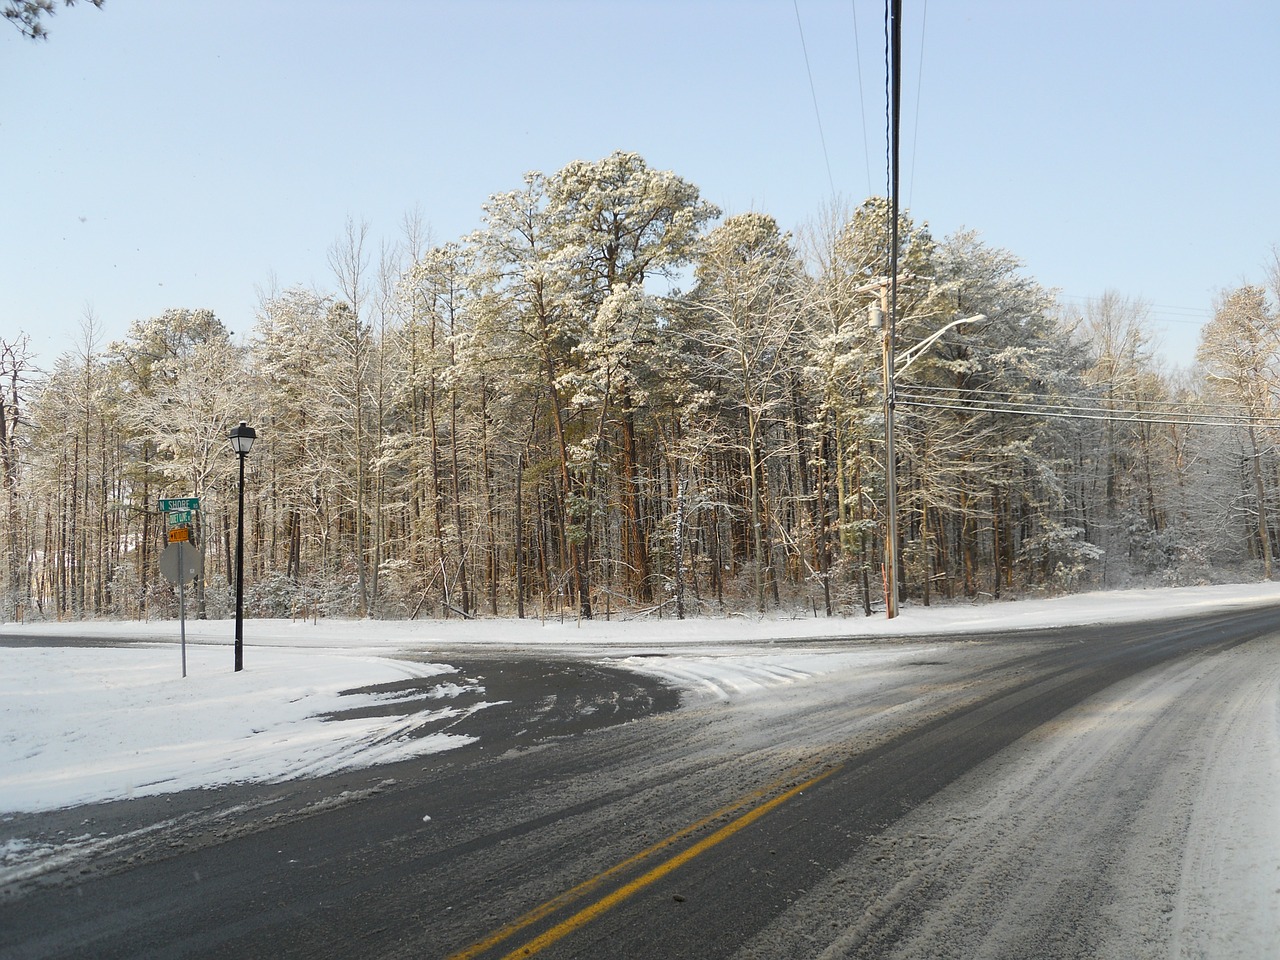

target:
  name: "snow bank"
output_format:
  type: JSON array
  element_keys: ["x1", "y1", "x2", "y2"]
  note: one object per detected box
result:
[{"x1": 0, "y1": 645, "x2": 472, "y2": 813}]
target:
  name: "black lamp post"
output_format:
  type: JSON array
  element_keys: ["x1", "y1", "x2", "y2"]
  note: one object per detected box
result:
[{"x1": 229, "y1": 420, "x2": 256, "y2": 671}]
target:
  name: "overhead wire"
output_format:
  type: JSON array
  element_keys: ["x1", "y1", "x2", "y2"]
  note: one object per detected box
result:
[
  {"x1": 883, "y1": 1, "x2": 892, "y2": 203},
  {"x1": 863, "y1": 7, "x2": 1246, "y2": 435},
  {"x1": 896, "y1": 394, "x2": 1280, "y2": 430},
  {"x1": 794, "y1": 0, "x2": 838, "y2": 201},
  {"x1": 894, "y1": 384, "x2": 1280, "y2": 429},
  {"x1": 897, "y1": 390, "x2": 1255, "y2": 423},
  {"x1": 907, "y1": 0, "x2": 927, "y2": 208},
  {"x1": 850, "y1": 0, "x2": 873, "y2": 197},
  {"x1": 897, "y1": 380, "x2": 1246, "y2": 410},
  {"x1": 1054, "y1": 294, "x2": 1212, "y2": 318},
  {"x1": 1053, "y1": 293, "x2": 1213, "y2": 329}
]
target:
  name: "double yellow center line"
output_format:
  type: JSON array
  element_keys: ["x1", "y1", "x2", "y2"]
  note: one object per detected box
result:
[{"x1": 447, "y1": 757, "x2": 842, "y2": 959}]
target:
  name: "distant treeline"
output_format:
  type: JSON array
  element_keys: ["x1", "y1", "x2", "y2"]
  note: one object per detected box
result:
[{"x1": 4, "y1": 152, "x2": 1278, "y2": 622}]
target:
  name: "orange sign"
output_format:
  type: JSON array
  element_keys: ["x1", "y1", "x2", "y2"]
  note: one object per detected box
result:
[{"x1": 168, "y1": 528, "x2": 190, "y2": 543}]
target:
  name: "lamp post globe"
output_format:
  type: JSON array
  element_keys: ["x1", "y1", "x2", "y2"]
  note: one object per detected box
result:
[
  {"x1": 229, "y1": 421, "x2": 255, "y2": 671},
  {"x1": 230, "y1": 420, "x2": 256, "y2": 457}
]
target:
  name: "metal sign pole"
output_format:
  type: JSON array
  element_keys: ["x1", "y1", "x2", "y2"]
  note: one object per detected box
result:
[
  {"x1": 178, "y1": 541, "x2": 188, "y2": 678},
  {"x1": 160, "y1": 534, "x2": 201, "y2": 679}
]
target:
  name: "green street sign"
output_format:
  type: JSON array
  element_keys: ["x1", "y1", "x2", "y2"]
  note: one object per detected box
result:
[
  {"x1": 160, "y1": 497, "x2": 200, "y2": 512},
  {"x1": 167, "y1": 511, "x2": 193, "y2": 525}
]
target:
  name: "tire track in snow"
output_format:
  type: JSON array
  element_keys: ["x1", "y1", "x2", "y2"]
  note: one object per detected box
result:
[{"x1": 736, "y1": 633, "x2": 1280, "y2": 959}]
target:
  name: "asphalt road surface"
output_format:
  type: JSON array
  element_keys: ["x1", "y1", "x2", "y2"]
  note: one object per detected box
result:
[{"x1": 2, "y1": 606, "x2": 1277, "y2": 959}]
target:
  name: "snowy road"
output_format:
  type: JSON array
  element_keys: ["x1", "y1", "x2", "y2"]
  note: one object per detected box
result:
[
  {"x1": 740, "y1": 617, "x2": 1280, "y2": 959},
  {"x1": 484, "y1": 609, "x2": 1280, "y2": 960},
  {"x1": 1, "y1": 594, "x2": 1278, "y2": 958}
]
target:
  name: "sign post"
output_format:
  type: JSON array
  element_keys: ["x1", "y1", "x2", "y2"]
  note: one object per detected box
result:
[
  {"x1": 177, "y1": 545, "x2": 188, "y2": 678},
  {"x1": 159, "y1": 541, "x2": 203, "y2": 677},
  {"x1": 159, "y1": 497, "x2": 202, "y2": 677}
]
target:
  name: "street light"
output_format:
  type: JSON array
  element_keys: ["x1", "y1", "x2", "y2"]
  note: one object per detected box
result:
[
  {"x1": 870, "y1": 307, "x2": 985, "y2": 618},
  {"x1": 229, "y1": 420, "x2": 256, "y2": 672}
]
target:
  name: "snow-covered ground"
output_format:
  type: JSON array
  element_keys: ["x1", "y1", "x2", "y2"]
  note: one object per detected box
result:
[
  {"x1": 2, "y1": 582, "x2": 1278, "y2": 816},
  {"x1": 2, "y1": 582, "x2": 1279, "y2": 955}
]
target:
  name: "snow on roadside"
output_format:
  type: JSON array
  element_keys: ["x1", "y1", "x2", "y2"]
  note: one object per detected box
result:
[
  {"x1": 2, "y1": 581, "x2": 1279, "y2": 818},
  {"x1": 0, "y1": 644, "x2": 474, "y2": 814},
  {"x1": 6, "y1": 581, "x2": 1280, "y2": 650}
]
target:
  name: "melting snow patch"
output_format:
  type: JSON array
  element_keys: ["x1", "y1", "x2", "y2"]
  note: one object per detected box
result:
[{"x1": 607, "y1": 646, "x2": 939, "y2": 702}]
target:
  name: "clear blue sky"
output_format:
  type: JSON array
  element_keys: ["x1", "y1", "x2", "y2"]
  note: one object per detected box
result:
[{"x1": 4, "y1": 0, "x2": 1277, "y2": 369}]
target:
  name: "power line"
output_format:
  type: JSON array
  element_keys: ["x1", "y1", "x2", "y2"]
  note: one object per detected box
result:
[
  {"x1": 883, "y1": 0, "x2": 892, "y2": 202},
  {"x1": 794, "y1": 0, "x2": 838, "y2": 201},
  {"x1": 895, "y1": 387, "x2": 1280, "y2": 430},
  {"x1": 900, "y1": 382, "x2": 1248, "y2": 414},
  {"x1": 1053, "y1": 293, "x2": 1213, "y2": 326},
  {"x1": 907, "y1": 0, "x2": 927, "y2": 208},
  {"x1": 898, "y1": 396, "x2": 1278, "y2": 430},
  {"x1": 850, "y1": 0, "x2": 872, "y2": 197}
]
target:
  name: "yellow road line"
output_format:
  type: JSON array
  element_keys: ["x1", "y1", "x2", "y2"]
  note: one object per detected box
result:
[
  {"x1": 446, "y1": 759, "x2": 837, "y2": 960},
  {"x1": 498, "y1": 764, "x2": 839, "y2": 958}
]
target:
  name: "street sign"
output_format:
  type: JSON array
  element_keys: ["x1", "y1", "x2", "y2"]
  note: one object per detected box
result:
[
  {"x1": 168, "y1": 528, "x2": 190, "y2": 543},
  {"x1": 160, "y1": 497, "x2": 200, "y2": 512},
  {"x1": 159, "y1": 541, "x2": 203, "y2": 584},
  {"x1": 166, "y1": 510, "x2": 193, "y2": 525}
]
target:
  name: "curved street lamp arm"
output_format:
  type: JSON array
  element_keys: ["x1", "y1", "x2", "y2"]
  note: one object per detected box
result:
[{"x1": 895, "y1": 314, "x2": 986, "y2": 375}]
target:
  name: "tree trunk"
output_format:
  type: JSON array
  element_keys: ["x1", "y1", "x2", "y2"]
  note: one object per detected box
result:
[
  {"x1": 619, "y1": 409, "x2": 652, "y2": 603},
  {"x1": 1248, "y1": 426, "x2": 1273, "y2": 579}
]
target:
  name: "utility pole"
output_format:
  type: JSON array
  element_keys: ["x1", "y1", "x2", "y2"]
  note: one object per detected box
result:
[
  {"x1": 885, "y1": 0, "x2": 904, "y2": 617},
  {"x1": 869, "y1": 287, "x2": 985, "y2": 619},
  {"x1": 868, "y1": 285, "x2": 899, "y2": 618}
]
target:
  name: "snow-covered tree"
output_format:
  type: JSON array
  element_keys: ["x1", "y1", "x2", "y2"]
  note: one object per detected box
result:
[
  {"x1": 676, "y1": 213, "x2": 806, "y2": 611},
  {"x1": 0, "y1": 335, "x2": 34, "y2": 618},
  {"x1": 1196, "y1": 284, "x2": 1280, "y2": 579}
]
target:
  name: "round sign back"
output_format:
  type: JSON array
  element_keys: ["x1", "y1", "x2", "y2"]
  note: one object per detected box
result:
[{"x1": 159, "y1": 541, "x2": 203, "y2": 584}]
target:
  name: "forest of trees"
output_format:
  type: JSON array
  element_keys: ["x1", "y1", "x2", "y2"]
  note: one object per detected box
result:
[{"x1": 5, "y1": 151, "x2": 1280, "y2": 623}]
